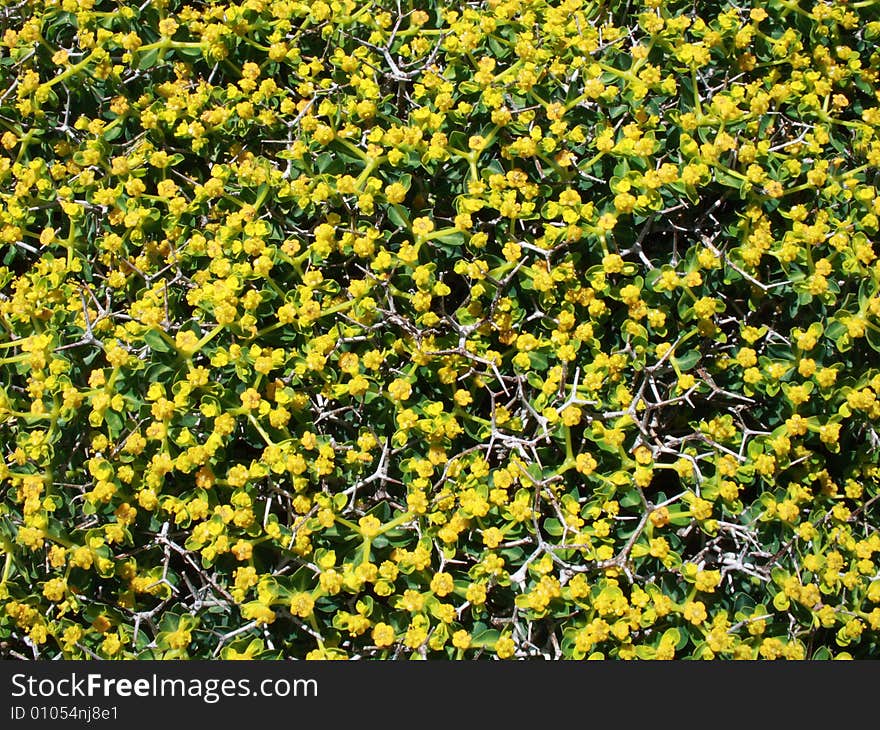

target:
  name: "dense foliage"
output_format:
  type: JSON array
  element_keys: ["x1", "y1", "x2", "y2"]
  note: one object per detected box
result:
[{"x1": 2, "y1": 0, "x2": 880, "y2": 660}]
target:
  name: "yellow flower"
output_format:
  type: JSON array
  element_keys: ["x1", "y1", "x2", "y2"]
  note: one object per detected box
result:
[
  {"x1": 411, "y1": 217, "x2": 435, "y2": 236},
  {"x1": 482, "y1": 527, "x2": 504, "y2": 549},
  {"x1": 683, "y1": 600, "x2": 708, "y2": 625},
  {"x1": 494, "y1": 635, "x2": 515, "y2": 658},
  {"x1": 358, "y1": 515, "x2": 382, "y2": 538},
  {"x1": 240, "y1": 388, "x2": 261, "y2": 410},
  {"x1": 561, "y1": 405, "x2": 582, "y2": 426},
  {"x1": 430, "y1": 572, "x2": 454, "y2": 597},
  {"x1": 397, "y1": 589, "x2": 425, "y2": 613},
  {"x1": 695, "y1": 570, "x2": 721, "y2": 593},
  {"x1": 388, "y1": 378, "x2": 412, "y2": 402},
  {"x1": 452, "y1": 630, "x2": 471, "y2": 650},
  {"x1": 42, "y1": 578, "x2": 67, "y2": 602},
  {"x1": 290, "y1": 592, "x2": 315, "y2": 618},
  {"x1": 166, "y1": 627, "x2": 192, "y2": 650},
  {"x1": 597, "y1": 212, "x2": 617, "y2": 231},
  {"x1": 386, "y1": 182, "x2": 407, "y2": 203},
  {"x1": 158, "y1": 18, "x2": 178, "y2": 36},
  {"x1": 371, "y1": 622, "x2": 395, "y2": 648}
]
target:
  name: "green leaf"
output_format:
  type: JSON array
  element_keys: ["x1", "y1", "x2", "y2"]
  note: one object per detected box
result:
[
  {"x1": 471, "y1": 628, "x2": 500, "y2": 648},
  {"x1": 143, "y1": 328, "x2": 172, "y2": 353},
  {"x1": 387, "y1": 204, "x2": 409, "y2": 229},
  {"x1": 772, "y1": 591, "x2": 790, "y2": 611},
  {"x1": 672, "y1": 348, "x2": 701, "y2": 372},
  {"x1": 866, "y1": 325, "x2": 880, "y2": 353},
  {"x1": 542, "y1": 518, "x2": 563, "y2": 537},
  {"x1": 175, "y1": 45, "x2": 204, "y2": 60},
  {"x1": 104, "y1": 409, "x2": 123, "y2": 435},
  {"x1": 137, "y1": 48, "x2": 161, "y2": 70}
]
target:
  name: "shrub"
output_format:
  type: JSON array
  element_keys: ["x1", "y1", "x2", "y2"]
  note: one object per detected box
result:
[{"x1": 1, "y1": 0, "x2": 880, "y2": 660}]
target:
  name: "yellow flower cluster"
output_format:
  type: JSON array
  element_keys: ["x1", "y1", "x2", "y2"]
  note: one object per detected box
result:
[{"x1": 1, "y1": 0, "x2": 880, "y2": 660}]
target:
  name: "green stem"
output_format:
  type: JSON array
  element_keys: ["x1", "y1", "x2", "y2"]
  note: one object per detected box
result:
[
  {"x1": 0, "y1": 538, "x2": 15, "y2": 586},
  {"x1": 247, "y1": 413, "x2": 274, "y2": 446},
  {"x1": 192, "y1": 323, "x2": 224, "y2": 354},
  {"x1": 40, "y1": 50, "x2": 97, "y2": 90},
  {"x1": 0, "y1": 352, "x2": 29, "y2": 366},
  {"x1": 377, "y1": 511, "x2": 414, "y2": 536}
]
